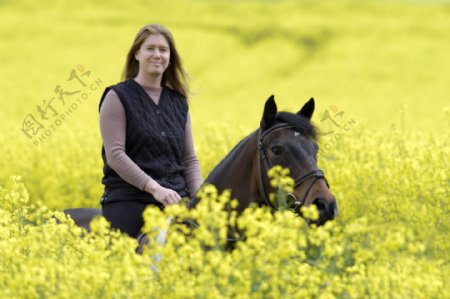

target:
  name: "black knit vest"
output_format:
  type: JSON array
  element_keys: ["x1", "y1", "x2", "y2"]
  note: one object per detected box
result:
[{"x1": 99, "y1": 79, "x2": 188, "y2": 202}]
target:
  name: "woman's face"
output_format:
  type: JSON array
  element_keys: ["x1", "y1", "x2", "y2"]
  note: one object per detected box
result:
[{"x1": 135, "y1": 34, "x2": 171, "y2": 78}]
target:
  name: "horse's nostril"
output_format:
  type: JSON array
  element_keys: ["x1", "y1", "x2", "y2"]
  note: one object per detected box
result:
[
  {"x1": 330, "y1": 201, "x2": 338, "y2": 218},
  {"x1": 312, "y1": 198, "x2": 327, "y2": 213},
  {"x1": 308, "y1": 198, "x2": 338, "y2": 225}
]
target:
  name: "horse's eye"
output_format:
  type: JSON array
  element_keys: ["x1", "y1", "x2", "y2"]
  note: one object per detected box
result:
[{"x1": 271, "y1": 146, "x2": 283, "y2": 155}]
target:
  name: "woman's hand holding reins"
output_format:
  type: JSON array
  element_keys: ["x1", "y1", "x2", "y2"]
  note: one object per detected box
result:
[{"x1": 144, "y1": 179, "x2": 181, "y2": 206}]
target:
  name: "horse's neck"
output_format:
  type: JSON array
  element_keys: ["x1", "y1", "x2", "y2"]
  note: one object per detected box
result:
[{"x1": 205, "y1": 130, "x2": 261, "y2": 210}]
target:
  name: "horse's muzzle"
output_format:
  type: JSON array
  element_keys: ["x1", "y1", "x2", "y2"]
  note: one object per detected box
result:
[{"x1": 311, "y1": 197, "x2": 338, "y2": 226}]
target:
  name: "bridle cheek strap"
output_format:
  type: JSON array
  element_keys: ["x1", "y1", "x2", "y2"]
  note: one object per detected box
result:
[{"x1": 256, "y1": 146, "x2": 277, "y2": 210}]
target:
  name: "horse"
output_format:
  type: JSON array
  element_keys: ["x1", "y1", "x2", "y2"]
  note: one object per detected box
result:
[
  {"x1": 189, "y1": 96, "x2": 337, "y2": 226},
  {"x1": 64, "y1": 96, "x2": 337, "y2": 242}
]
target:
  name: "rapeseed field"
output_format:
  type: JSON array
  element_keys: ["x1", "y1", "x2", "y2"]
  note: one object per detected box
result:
[{"x1": 1, "y1": 0, "x2": 449, "y2": 297}]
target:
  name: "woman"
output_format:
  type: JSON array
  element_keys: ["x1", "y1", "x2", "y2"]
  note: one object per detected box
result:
[{"x1": 98, "y1": 24, "x2": 202, "y2": 238}]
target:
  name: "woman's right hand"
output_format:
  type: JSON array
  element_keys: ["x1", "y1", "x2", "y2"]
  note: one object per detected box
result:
[{"x1": 144, "y1": 179, "x2": 181, "y2": 206}]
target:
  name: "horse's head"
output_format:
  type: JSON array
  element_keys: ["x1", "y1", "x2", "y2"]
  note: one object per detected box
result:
[{"x1": 258, "y1": 95, "x2": 338, "y2": 226}]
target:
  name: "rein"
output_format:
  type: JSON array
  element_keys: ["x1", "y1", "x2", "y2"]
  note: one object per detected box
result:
[{"x1": 256, "y1": 123, "x2": 329, "y2": 212}]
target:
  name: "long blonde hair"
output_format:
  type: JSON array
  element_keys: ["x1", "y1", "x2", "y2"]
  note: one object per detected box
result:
[{"x1": 122, "y1": 24, "x2": 189, "y2": 98}]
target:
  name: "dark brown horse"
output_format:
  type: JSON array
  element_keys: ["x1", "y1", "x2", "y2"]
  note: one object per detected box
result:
[
  {"x1": 189, "y1": 96, "x2": 337, "y2": 226},
  {"x1": 64, "y1": 96, "x2": 337, "y2": 236}
]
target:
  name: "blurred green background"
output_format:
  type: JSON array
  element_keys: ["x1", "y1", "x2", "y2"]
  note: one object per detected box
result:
[{"x1": 2, "y1": 0, "x2": 449, "y2": 132}]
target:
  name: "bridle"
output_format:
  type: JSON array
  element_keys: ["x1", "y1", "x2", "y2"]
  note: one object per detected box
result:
[{"x1": 256, "y1": 123, "x2": 329, "y2": 213}]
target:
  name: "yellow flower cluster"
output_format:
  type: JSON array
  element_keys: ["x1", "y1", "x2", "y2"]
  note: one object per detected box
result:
[
  {"x1": 1, "y1": 139, "x2": 448, "y2": 298},
  {"x1": 267, "y1": 166, "x2": 294, "y2": 209},
  {"x1": 268, "y1": 165, "x2": 294, "y2": 193}
]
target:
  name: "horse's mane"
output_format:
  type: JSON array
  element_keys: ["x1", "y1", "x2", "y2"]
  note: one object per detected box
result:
[
  {"x1": 274, "y1": 111, "x2": 318, "y2": 140},
  {"x1": 205, "y1": 111, "x2": 317, "y2": 183}
]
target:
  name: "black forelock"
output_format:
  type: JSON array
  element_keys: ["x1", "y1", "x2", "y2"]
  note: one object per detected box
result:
[{"x1": 274, "y1": 111, "x2": 317, "y2": 140}]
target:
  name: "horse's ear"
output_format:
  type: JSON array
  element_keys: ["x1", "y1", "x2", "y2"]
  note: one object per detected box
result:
[
  {"x1": 297, "y1": 97, "x2": 315, "y2": 120},
  {"x1": 261, "y1": 95, "x2": 277, "y2": 130}
]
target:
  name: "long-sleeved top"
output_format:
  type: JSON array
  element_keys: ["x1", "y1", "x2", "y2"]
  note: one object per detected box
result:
[{"x1": 99, "y1": 84, "x2": 202, "y2": 197}]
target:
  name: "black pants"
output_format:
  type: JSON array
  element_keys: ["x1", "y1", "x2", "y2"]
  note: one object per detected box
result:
[{"x1": 102, "y1": 200, "x2": 162, "y2": 238}]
